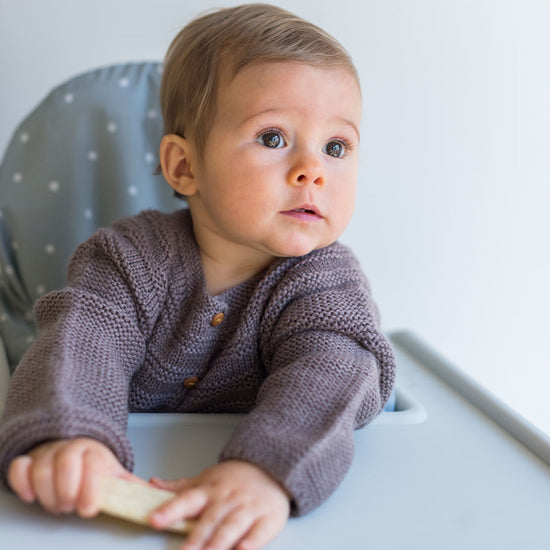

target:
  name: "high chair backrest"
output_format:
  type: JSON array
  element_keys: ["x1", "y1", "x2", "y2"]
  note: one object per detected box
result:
[{"x1": 0, "y1": 62, "x2": 181, "y2": 372}]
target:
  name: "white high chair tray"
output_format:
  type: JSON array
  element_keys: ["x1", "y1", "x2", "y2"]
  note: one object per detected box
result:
[{"x1": 0, "y1": 332, "x2": 549, "y2": 549}]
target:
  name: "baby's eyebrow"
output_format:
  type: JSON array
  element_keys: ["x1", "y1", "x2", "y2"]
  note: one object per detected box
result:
[
  {"x1": 237, "y1": 108, "x2": 285, "y2": 128},
  {"x1": 337, "y1": 117, "x2": 361, "y2": 142}
]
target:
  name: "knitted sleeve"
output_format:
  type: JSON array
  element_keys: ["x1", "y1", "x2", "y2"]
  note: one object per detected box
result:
[
  {"x1": 0, "y1": 212, "x2": 167, "y2": 484},
  {"x1": 219, "y1": 244, "x2": 396, "y2": 516}
]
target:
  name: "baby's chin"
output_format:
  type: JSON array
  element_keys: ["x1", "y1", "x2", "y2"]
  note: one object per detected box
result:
[{"x1": 269, "y1": 237, "x2": 337, "y2": 259}]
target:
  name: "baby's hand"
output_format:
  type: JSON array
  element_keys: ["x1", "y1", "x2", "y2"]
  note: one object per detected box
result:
[
  {"x1": 149, "y1": 460, "x2": 291, "y2": 550},
  {"x1": 7, "y1": 437, "x2": 141, "y2": 517}
]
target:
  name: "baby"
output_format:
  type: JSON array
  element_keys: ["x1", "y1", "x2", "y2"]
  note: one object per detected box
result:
[{"x1": 0, "y1": 4, "x2": 395, "y2": 550}]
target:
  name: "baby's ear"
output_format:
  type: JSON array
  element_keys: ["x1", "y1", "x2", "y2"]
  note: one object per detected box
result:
[{"x1": 159, "y1": 135, "x2": 198, "y2": 197}]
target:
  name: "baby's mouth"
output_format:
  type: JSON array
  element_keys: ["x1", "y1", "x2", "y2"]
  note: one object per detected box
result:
[{"x1": 281, "y1": 205, "x2": 323, "y2": 220}]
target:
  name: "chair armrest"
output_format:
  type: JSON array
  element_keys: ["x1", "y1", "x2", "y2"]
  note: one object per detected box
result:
[{"x1": 0, "y1": 335, "x2": 9, "y2": 415}]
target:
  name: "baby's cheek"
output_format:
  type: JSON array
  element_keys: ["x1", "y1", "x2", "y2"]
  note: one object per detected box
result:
[{"x1": 336, "y1": 192, "x2": 357, "y2": 231}]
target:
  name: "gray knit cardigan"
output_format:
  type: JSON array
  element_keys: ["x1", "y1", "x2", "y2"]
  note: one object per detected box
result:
[{"x1": 0, "y1": 208, "x2": 395, "y2": 516}]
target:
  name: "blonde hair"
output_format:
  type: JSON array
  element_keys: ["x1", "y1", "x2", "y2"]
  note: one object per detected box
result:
[{"x1": 160, "y1": 3, "x2": 358, "y2": 157}]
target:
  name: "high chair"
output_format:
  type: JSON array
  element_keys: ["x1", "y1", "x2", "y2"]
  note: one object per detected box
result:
[
  {"x1": 1, "y1": 63, "x2": 549, "y2": 550},
  {"x1": 0, "y1": 62, "x2": 181, "y2": 407}
]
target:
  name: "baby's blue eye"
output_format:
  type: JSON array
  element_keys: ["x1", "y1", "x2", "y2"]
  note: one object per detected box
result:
[
  {"x1": 323, "y1": 140, "x2": 347, "y2": 158},
  {"x1": 257, "y1": 131, "x2": 285, "y2": 148}
]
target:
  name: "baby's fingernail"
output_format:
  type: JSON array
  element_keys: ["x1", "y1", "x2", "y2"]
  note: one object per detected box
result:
[
  {"x1": 79, "y1": 504, "x2": 98, "y2": 518},
  {"x1": 149, "y1": 512, "x2": 166, "y2": 527}
]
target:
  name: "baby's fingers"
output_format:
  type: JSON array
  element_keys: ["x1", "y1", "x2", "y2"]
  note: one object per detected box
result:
[
  {"x1": 76, "y1": 447, "x2": 113, "y2": 518},
  {"x1": 54, "y1": 445, "x2": 84, "y2": 513},
  {"x1": 7, "y1": 455, "x2": 35, "y2": 503},
  {"x1": 149, "y1": 476, "x2": 193, "y2": 493},
  {"x1": 149, "y1": 487, "x2": 208, "y2": 530},
  {"x1": 238, "y1": 517, "x2": 284, "y2": 550},
  {"x1": 198, "y1": 506, "x2": 256, "y2": 550}
]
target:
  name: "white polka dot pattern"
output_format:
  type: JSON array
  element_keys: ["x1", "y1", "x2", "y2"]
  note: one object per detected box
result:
[
  {"x1": 0, "y1": 62, "x2": 180, "y2": 369},
  {"x1": 48, "y1": 181, "x2": 60, "y2": 192}
]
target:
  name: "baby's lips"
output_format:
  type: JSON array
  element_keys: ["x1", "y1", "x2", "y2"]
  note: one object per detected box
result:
[{"x1": 281, "y1": 203, "x2": 324, "y2": 219}]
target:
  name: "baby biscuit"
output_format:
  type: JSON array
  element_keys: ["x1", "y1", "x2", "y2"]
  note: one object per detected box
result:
[{"x1": 98, "y1": 476, "x2": 192, "y2": 534}]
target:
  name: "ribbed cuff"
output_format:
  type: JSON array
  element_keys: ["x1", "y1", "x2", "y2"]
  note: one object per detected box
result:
[{"x1": 219, "y1": 417, "x2": 353, "y2": 517}]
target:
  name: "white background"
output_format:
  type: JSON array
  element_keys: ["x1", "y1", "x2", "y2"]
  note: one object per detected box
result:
[{"x1": 1, "y1": 0, "x2": 548, "y2": 434}]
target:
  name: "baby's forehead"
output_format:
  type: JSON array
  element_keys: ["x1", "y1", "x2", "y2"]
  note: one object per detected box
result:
[
  {"x1": 219, "y1": 59, "x2": 360, "y2": 94},
  {"x1": 212, "y1": 61, "x2": 362, "y2": 132}
]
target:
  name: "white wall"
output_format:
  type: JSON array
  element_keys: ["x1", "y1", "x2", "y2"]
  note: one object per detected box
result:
[{"x1": 1, "y1": 0, "x2": 548, "y2": 434}]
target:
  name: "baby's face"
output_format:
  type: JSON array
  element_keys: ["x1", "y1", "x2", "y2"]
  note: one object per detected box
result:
[{"x1": 190, "y1": 61, "x2": 362, "y2": 259}]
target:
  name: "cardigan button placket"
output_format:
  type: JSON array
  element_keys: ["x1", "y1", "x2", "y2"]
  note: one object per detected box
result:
[
  {"x1": 211, "y1": 312, "x2": 225, "y2": 326},
  {"x1": 183, "y1": 376, "x2": 200, "y2": 389}
]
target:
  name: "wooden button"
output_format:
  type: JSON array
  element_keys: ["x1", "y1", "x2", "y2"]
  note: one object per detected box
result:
[
  {"x1": 211, "y1": 312, "x2": 225, "y2": 326},
  {"x1": 183, "y1": 376, "x2": 199, "y2": 389}
]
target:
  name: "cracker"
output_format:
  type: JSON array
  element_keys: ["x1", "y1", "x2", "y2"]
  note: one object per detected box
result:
[{"x1": 98, "y1": 476, "x2": 192, "y2": 534}]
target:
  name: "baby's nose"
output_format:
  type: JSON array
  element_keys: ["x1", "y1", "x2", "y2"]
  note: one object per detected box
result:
[{"x1": 287, "y1": 152, "x2": 325, "y2": 187}]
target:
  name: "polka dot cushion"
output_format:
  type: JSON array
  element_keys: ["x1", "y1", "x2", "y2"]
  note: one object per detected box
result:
[{"x1": 0, "y1": 62, "x2": 181, "y2": 371}]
